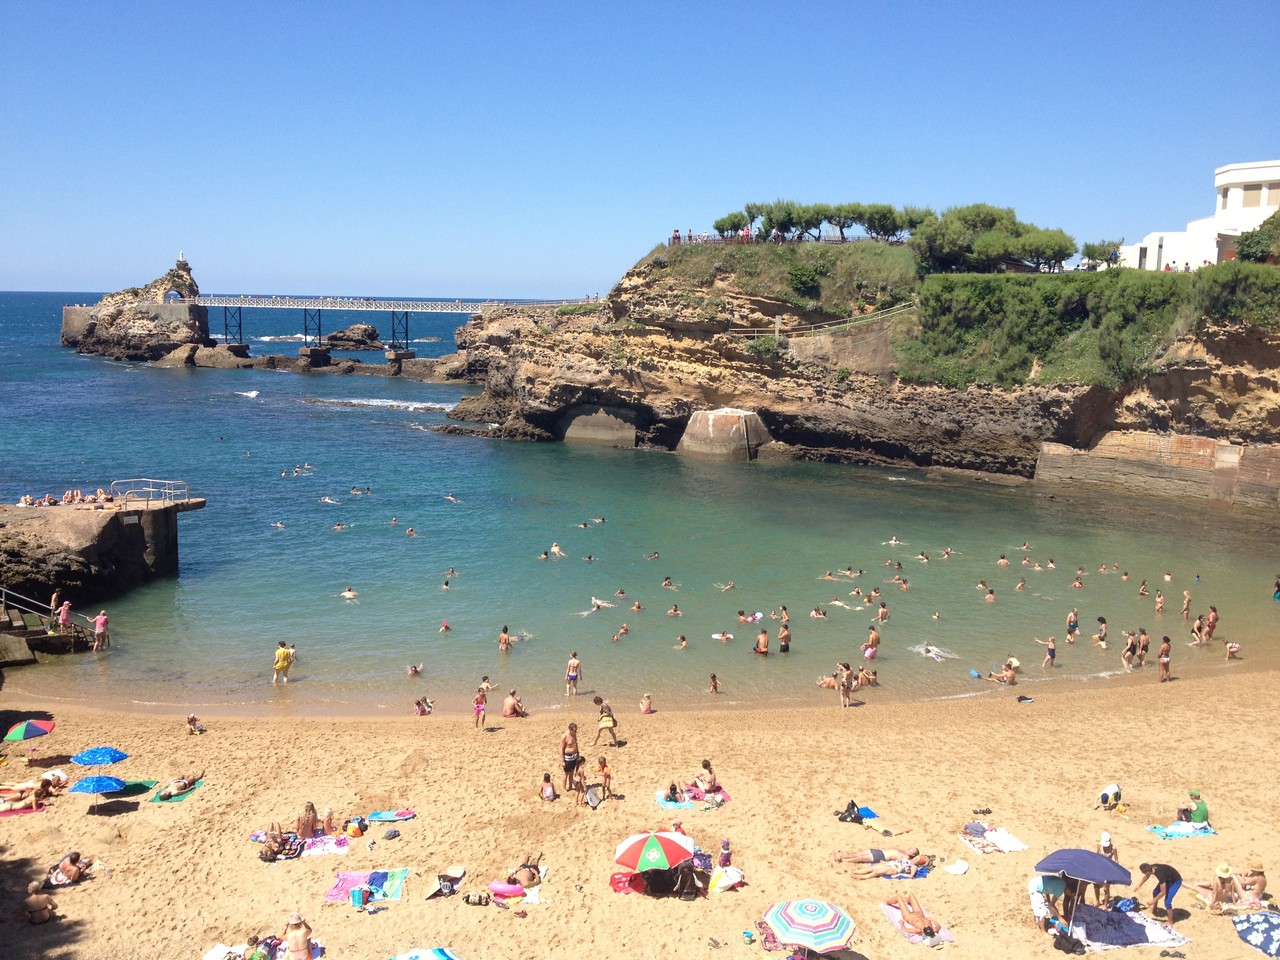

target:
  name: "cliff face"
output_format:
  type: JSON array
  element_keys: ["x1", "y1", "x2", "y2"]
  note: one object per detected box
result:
[
  {"x1": 444, "y1": 261, "x2": 1280, "y2": 477},
  {"x1": 62, "y1": 259, "x2": 210, "y2": 361}
]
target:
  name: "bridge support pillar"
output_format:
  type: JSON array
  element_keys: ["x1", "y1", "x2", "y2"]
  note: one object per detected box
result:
[
  {"x1": 298, "y1": 346, "x2": 331, "y2": 367},
  {"x1": 223, "y1": 306, "x2": 243, "y2": 345},
  {"x1": 389, "y1": 309, "x2": 412, "y2": 351},
  {"x1": 303, "y1": 308, "x2": 323, "y2": 347}
]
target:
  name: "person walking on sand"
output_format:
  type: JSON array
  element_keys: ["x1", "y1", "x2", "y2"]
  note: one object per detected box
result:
[
  {"x1": 272, "y1": 641, "x2": 293, "y2": 685},
  {"x1": 559, "y1": 723, "x2": 580, "y2": 793},
  {"x1": 472, "y1": 686, "x2": 487, "y2": 730},
  {"x1": 592, "y1": 696, "x2": 618, "y2": 746},
  {"x1": 565, "y1": 652, "x2": 581, "y2": 696}
]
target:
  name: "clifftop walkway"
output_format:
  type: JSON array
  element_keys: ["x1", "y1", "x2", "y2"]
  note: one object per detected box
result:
[{"x1": 180, "y1": 295, "x2": 589, "y2": 313}]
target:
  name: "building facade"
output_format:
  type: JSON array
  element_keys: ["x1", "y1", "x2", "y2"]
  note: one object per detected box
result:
[{"x1": 1119, "y1": 160, "x2": 1280, "y2": 271}]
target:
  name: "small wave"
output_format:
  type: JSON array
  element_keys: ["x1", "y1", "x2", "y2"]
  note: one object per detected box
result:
[
  {"x1": 256, "y1": 334, "x2": 307, "y2": 342},
  {"x1": 410, "y1": 337, "x2": 443, "y2": 343},
  {"x1": 303, "y1": 397, "x2": 457, "y2": 413},
  {"x1": 235, "y1": 390, "x2": 260, "y2": 399}
]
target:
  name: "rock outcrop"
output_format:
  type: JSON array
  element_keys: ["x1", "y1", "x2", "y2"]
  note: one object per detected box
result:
[
  {"x1": 326, "y1": 323, "x2": 385, "y2": 349},
  {"x1": 62, "y1": 258, "x2": 211, "y2": 361}
]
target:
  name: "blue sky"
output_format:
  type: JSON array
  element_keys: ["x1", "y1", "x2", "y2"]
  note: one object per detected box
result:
[{"x1": 2, "y1": 2, "x2": 1277, "y2": 297}]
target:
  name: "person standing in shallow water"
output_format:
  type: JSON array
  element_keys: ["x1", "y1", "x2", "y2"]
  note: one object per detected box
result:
[
  {"x1": 272, "y1": 640, "x2": 293, "y2": 684},
  {"x1": 565, "y1": 651, "x2": 581, "y2": 696}
]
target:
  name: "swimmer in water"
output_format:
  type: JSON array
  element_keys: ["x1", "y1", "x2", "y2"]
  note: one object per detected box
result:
[
  {"x1": 887, "y1": 536, "x2": 900, "y2": 545},
  {"x1": 591, "y1": 597, "x2": 616, "y2": 608},
  {"x1": 578, "y1": 522, "x2": 590, "y2": 529},
  {"x1": 407, "y1": 663, "x2": 423, "y2": 676},
  {"x1": 661, "y1": 577, "x2": 675, "y2": 589},
  {"x1": 538, "y1": 551, "x2": 548, "y2": 559},
  {"x1": 550, "y1": 543, "x2": 565, "y2": 557},
  {"x1": 674, "y1": 634, "x2": 687, "y2": 650},
  {"x1": 923, "y1": 643, "x2": 944, "y2": 661},
  {"x1": 667, "y1": 604, "x2": 682, "y2": 617},
  {"x1": 441, "y1": 580, "x2": 450, "y2": 590},
  {"x1": 583, "y1": 555, "x2": 596, "y2": 562},
  {"x1": 646, "y1": 551, "x2": 659, "y2": 560},
  {"x1": 932, "y1": 611, "x2": 940, "y2": 620},
  {"x1": 719, "y1": 581, "x2": 735, "y2": 591},
  {"x1": 340, "y1": 587, "x2": 359, "y2": 604},
  {"x1": 406, "y1": 528, "x2": 415, "y2": 537},
  {"x1": 592, "y1": 517, "x2": 606, "y2": 523},
  {"x1": 614, "y1": 589, "x2": 626, "y2": 598},
  {"x1": 829, "y1": 597, "x2": 851, "y2": 609},
  {"x1": 320, "y1": 496, "x2": 337, "y2": 504},
  {"x1": 439, "y1": 621, "x2": 450, "y2": 633},
  {"x1": 444, "y1": 494, "x2": 459, "y2": 503},
  {"x1": 447, "y1": 567, "x2": 457, "y2": 577},
  {"x1": 333, "y1": 522, "x2": 345, "y2": 531},
  {"x1": 389, "y1": 517, "x2": 397, "y2": 525},
  {"x1": 270, "y1": 521, "x2": 285, "y2": 529},
  {"x1": 629, "y1": 601, "x2": 643, "y2": 611}
]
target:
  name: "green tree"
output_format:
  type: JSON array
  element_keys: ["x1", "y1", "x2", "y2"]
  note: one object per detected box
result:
[
  {"x1": 796, "y1": 203, "x2": 832, "y2": 241},
  {"x1": 1235, "y1": 210, "x2": 1280, "y2": 263},
  {"x1": 1081, "y1": 239, "x2": 1124, "y2": 268},
  {"x1": 862, "y1": 204, "x2": 904, "y2": 241},
  {"x1": 713, "y1": 211, "x2": 749, "y2": 237},
  {"x1": 826, "y1": 202, "x2": 866, "y2": 240},
  {"x1": 761, "y1": 200, "x2": 799, "y2": 238},
  {"x1": 899, "y1": 205, "x2": 936, "y2": 235},
  {"x1": 1019, "y1": 228, "x2": 1078, "y2": 272}
]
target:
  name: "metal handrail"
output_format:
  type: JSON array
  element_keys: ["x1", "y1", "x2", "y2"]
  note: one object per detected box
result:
[
  {"x1": 177, "y1": 296, "x2": 597, "y2": 314},
  {"x1": 0, "y1": 585, "x2": 93, "y2": 628},
  {"x1": 732, "y1": 301, "x2": 917, "y2": 339},
  {"x1": 109, "y1": 478, "x2": 191, "y2": 508}
]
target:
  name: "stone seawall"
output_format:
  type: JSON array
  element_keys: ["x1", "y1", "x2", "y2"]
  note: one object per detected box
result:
[{"x1": 1035, "y1": 431, "x2": 1280, "y2": 511}]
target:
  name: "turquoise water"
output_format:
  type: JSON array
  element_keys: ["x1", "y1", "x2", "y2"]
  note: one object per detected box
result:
[{"x1": 1, "y1": 291, "x2": 1275, "y2": 716}]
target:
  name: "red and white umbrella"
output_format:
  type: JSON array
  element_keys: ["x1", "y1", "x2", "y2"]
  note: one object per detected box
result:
[{"x1": 614, "y1": 830, "x2": 696, "y2": 872}]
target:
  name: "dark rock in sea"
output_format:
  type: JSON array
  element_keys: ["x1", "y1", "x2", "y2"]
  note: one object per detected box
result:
[{"x1": 326, "y1": 323, "x2": 385, "y2": 350}]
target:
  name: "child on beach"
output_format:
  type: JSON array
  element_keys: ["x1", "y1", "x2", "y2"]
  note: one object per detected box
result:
[
  {"x1": 1034, "y1": 636, "x2": 1056, "y2": 668},
  {"x1": 186, "y1": 714, "x2": 206, "y2": 735},
  {"x1": 640, "y1": 693, "x2": 654, "y2": 714},
  {"x1": 539, "y1": 772, "x2": 557, "y2": 801},
  {"x1": 473, "y1": 687, "x2": 486, "y2": 730},
  {"x1": 596, "y1": 756, "x2": 613, "y2": 798}
]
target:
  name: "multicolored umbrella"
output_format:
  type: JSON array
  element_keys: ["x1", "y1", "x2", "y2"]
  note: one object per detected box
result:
[
  {"x1": 614, "y1": 830, "x2": 696, "y2": 872},
  {"x1": 71, "y1": 746, "x2": 128, "y2": 767},
  {"x1": 761, "y1": 899, "x2": 856, "y2": 955},
  {"x1": 3, "y1": 719, "x2": 55, "y2": 742}
]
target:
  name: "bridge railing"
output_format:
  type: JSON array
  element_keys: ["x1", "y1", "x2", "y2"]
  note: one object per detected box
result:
[
  {"x1": 109, "y1": 478, "x2": 192, "y2": 509},
  {"x1": 179, "y1": 296, "x2": 598, "y2": 313},
  {"x1": 731, "y1": 301, "x2": 917, "y2": 340}
]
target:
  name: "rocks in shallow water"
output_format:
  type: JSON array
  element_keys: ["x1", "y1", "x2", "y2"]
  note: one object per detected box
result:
[
  {"x1": 326, "y1": 323, "x2": 384, "y2": 349},
  {"x1": 62, "y1": 259, "x2": 210, "y2": 361}
]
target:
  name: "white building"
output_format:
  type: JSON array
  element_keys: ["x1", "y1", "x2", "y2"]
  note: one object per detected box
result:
[{"x1": 1119, "y1": 160, "x2": 1280, "y2": 270}]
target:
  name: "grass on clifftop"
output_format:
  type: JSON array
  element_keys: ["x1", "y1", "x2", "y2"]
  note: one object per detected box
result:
[{"x1": 641, "y1": 240, "x2": 918, "y2": 316}]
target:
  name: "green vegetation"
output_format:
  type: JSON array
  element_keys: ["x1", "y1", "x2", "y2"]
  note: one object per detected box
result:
[
  {"x1": 1235, "y1": 210, "x2": 1280, "y2": 264},
  {"x1": 554, "y1": 302, "x2": 603, "y2": 316},
  {"x1": 746, "y1": 335, "x2": 780, "y2": 356},
  {"x1": 896, "y1": 263, "x2": 1280, "y2": 388},
  {"x1": 644, "y1": 240, "x2": 917, "y2": 315}
]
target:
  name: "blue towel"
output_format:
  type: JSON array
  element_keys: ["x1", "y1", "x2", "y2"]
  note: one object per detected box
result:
[
  {"x1": 654, "y1": 790, "x2": 696, "y2": 810},
  {"x1": 368, "y1": 810, "x2": 416, "y2": 822},
  {"x1": 883, "y1": 864, "x2": 930, "y2": 880},
  {"x1": 858, "y1": 806, "x2": 878, "y2": 820},
  {"x1": 1235, "y1": 911, "x2": 1280, "y2": 957},
  {"x1": 1145, "y1": 822, "x2": 1216, "y2": 840}
]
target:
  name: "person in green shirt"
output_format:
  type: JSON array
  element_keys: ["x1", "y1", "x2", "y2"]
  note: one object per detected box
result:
[{"x1": 1176, "y1": 789, "x2": 1209, "y2": 824}]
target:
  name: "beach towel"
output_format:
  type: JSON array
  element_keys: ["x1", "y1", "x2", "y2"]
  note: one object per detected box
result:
[
  {"x1": 683, "y1": 783, "x2": 733, "y2": 807},
  {"x1": 958, "y1": 823, "x2": 1027, "y2": 854},
  {"x1": 654, "y1": 790, "x2": 696, "y2": 810},
  {"x1": 367, "y1": 810, "x2": 416, "y2": 822},
  {"x1": 880, "y1": 903, "x2": 956, "y2": 944},
  {"x1": 0, "y1": 803, "x2": 47, "y2": 816},
  {"x1": 1235, "y1": 910, "x2": 1280, "y2": 956},
  {"x1": 389, "y1": 951, "x2": 463, "y2": 960},
  {"x1": 883, "y1": 864, "x2": 930, "y2": 880},
  {"x1": 149, "y1": 779, "x2": 204, "y2": 802},
  {"x1": 1068, "y1": 904, "x2": 1189, "y2": 951},
  {"x1": 302, "y1": 834, "x2": 350, "y2": 857},
  {"x1": 857, "y1": 806, "x2": 878, "y2": 820},
  {"x1": 107, "y1": 779, "x2": 157, "y2": 798},
  {"x1": 324, "y1": 868, "x2": 409, "y2": 903},
  {"x1": 1146, "y1": 821, "x2": 1216, "y2": 839}
]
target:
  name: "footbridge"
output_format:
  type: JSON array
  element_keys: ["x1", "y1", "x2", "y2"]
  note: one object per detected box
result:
[{"x1": 178, "y1": 295, "x2": 589, "y2": 354}]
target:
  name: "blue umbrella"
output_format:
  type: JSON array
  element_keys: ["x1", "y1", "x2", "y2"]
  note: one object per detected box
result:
[
  {"x1": 70, "y1": 774, "x2": 127, "y2": 813},
  {"x1": 1036, "y1": 848, "x2": 1131, "y2": 885},
  {"x1": 70, "y1": 775, "x2": 127, "y2": 795},
  {"x1": 71, "y1": 746, "x2": 128, "y2": 767}
]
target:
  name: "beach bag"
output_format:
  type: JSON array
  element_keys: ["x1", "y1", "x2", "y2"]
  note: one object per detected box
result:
[
  {"x1": 1054, "y1": 932, "x2": 1086, "y2": 955},
  {"x1": 344, "y1": 816, "x2": 367, "y2": 838},
  {"x1": 836, "y1": 800, "x2": 864, "y2": 824},
  {"x1": 464, "y1": 892, "x2": 491, "y2": 906}
]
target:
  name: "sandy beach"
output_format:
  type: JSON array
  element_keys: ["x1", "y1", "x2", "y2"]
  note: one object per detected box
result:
[{"x1": 1, "y1": 666, "x2": 1274, "y2": 960}]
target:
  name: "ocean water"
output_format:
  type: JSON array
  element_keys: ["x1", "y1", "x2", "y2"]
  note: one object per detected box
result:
[{"x1": 1, "y1": 291, "x2": 1275, "y2": 716}]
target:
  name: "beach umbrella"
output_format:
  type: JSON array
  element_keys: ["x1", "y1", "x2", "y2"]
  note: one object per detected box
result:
[
  {"x1": 69, "y1": 774, "x2": 126, "y2": 813},
  {"x1": 614, "y1": 830, "x2": 696, "y2": 872},
  {"x1": 4, "y1": 719, "x2": 55, "y2": 741},
  {"x1": 71, "y1": 746, "x2": 128, "y2": 767},
  {"x1": 1035, "y1": 848, "x2": 1131, "y2": 886},
  {"x1": 761, "y1": 899, "x2": 856, "y2": 956}
]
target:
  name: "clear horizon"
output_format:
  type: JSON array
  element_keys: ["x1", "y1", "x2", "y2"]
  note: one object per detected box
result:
[{"x1": 3, "y1": 2, "x2": 1277, "y2": 298}]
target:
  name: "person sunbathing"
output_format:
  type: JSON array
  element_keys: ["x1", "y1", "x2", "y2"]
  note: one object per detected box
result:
[
  {"x1": 849, "y1": 857, "x2": 919, "y2": 880},
  {"x1": 48, "y1": 851, "x2": 94, "y2": 885},
  {"x1": 1, "y1": 770, "x2": 69, "y2": 795},
  {"x1": 157, "y1": 769, "x2": 204, "y2": 801},
  {"x1": 1238, "y1": 861, "x2": 1267, "y2": 901},
  {"x1": 693, "y1": 759, "x2": 720, "y2": 793},
  {"x1": 507, "y1": 853, "x2": 543, "y2": 888},
  {"x1": 1189, "y1": 863, "x2": 1244, "y2": 907},
  {"x1": 280, "y1": 913, "x2": 314, "y2": 960},
  {"x1": 23, "y1": 881, "x2": 57, "y2": 924},
  {"x1": 0, "y1": 781, "x2": 51, "y2": 811},
  {"x1": 296, "y1": 801, "x2": 320, "y2": 837},
  {"x1": 834, "y1": 845, "x2": 919, "y2": 864},
  {"x1": 884, "y1": 891, "x2": 941, "y2": 940}
]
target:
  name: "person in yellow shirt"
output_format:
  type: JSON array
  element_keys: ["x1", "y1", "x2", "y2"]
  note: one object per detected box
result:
[{"x1": 272, "y1": 641, "x2": 293, "y2": 684}]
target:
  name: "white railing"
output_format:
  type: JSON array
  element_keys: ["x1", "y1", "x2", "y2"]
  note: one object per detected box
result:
[
  {"x1": 732, "y1": 301, "x2": 917, "y2": 340},
  {"x1": 180, "y1": 296, "x2": 595, "y2": 313},
  {"x1": 109, "y1": 478, "x2": 191, "y2": 508}
]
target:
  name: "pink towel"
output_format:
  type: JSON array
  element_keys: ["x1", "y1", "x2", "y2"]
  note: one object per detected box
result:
[{"x1": 0, "y1": 804, "x2": 47, "y2": 817}]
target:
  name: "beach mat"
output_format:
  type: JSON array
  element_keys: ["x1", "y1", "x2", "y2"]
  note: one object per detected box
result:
[
  {"x1": 654, "y1": 790, "x2": 696, "y2": 810},
  {"x1": 325, "y1": 868, "x2": 409, "y2": 903},
  {"x1": 883, "y1": 864, "x2": 930, "y2": 880},
  {"x1": 303, "y1": 834, "x2": 350, "y2": 857},
  {"x1": 881, "y1": 903, "x2": 955, "y2": 943},
  {"x1": 1069, "y1": 904, "x2": 1189, "y2": 950},
  {"x1": 0, "y1": 803, "x2": 47, "y2": 816},
  {"x1": 108, "y1": 779, "x2": 157, "y2": 798},
  {"x1": 368, "y1": 810, "x2": 416, "y2": 821},
  {"x1": 149, "y1": 779, "x2": 204, "y2": 802},
  {"x1": 1146, "y1": 821, "x2": 1216, "y2": 839},
  {"x1": 1234, "y1": 910, "x2": 1280, "y2": 956}
]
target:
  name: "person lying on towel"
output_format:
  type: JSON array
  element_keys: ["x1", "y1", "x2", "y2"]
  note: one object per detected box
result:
[{"x1": 47, "y1": 851, "x2": 95, "y2": 886}]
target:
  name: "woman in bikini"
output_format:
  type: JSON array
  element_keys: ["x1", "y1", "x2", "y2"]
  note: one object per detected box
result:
[
  {"x1": 0, "y1": 780, "x2": 51, "y2": 811},
  {"x1": 23, "y1": 881, "x2": 57, "y2": 924},
  {"x1": 560, "y1": 723, "x2": 579, "y2": 792},
  {"x1": 157, "y1": 769, "x2": 204, "y2": 801},
  {"x1": 884, "y1": 891, "x2": 941, "y2": 939},
  {"x1": 280, "y1": 914, "x2": 314, "y2": 960}
]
